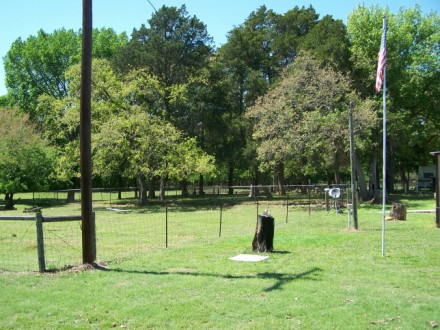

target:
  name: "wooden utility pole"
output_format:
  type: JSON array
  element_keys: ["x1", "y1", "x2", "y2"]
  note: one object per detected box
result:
[
  {"x1": 349, "y1": 102, "x2": 359, "y2": 230},
  {"x1": 80, "y1": 0, "x2": 96, "y2": 264}
]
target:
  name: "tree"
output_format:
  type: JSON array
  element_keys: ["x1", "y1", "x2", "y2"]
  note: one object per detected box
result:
[
  {"x1": 112, "y1": 5, "x2": 215, "y2": 194},
  {"x1": 4, "y1": 28, "x2": 127, "y2": 124},
  {"x1": 247, "y1": 53, "x2": 377, "y2": 188},
  {"x1": 216, "y1": 5, "x2": 329, "y2": 191},
  {"x1": 273, "y1": 5, "x2": 319, "y2": 66},
  {"x1": 92, "y1": 28, "x2": 128, "y2": 60},
  {"x1": 217, "y1": 6, "x2": 280, "y2": 192},
  {"x1": 93, "y1": 111, "x2": 215, "y2": 205},
  {"x1": 0, "y1": 110, "x2": 55, "y2": 209},
  {"x1": 35, "y1": 57, "x2": 216, "y2": 201},
  {"x1": 300, "y1": 15, "x2": 351, "y2": 72},
  {"x1": 35, "y1": 59, "x2": 130, "y2": 185},
  {"x1": 348, "y1": 5, "x2": 440, "y2": 193},
  {"x1": 0, "y1": 95, "x2": 13, "y2": 107},
  {"x1": 4, "y1": 29, "x2": 80, "y2": 119},
  {"x1": 113, "y1": 5, "x2": 213, "y2": 123}
]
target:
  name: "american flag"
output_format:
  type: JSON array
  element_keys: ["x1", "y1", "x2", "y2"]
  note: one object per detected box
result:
[{"x1": 375, "y1": 22, "x2": 387, "y2": 93}]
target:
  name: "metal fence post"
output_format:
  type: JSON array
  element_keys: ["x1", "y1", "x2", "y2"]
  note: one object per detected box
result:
[
  {"x1": 35, "y1": 212, "x2": 45, "y2": 272},
  {"x1": 219, "y1": 204, "x2": 223, "y2": 237},
  {"x1": 165, "y1": 205, "x2": 168, "y2": 248},
  {"x1": 256, "y1": 200, "x2": 259, "y2": 225},
  {"x1": 308, "y1": 187, "x2": 311, "y2": 215}
]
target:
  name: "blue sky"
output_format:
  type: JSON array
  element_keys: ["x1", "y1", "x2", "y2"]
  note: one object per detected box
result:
[{"x1": 1, "y1": 0, "x2": 439, "y2": 96}]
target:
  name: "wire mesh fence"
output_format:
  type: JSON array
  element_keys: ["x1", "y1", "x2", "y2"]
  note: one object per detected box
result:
[
  {"x1": 43, "y1": 220, "x2": 83, "y2": 270},
  {"x1": 0, "y1": 218, "x2": 37, "y2": 272},
  {"x1": 0, "y1": 185, "x2": 351, "y2": 272}
]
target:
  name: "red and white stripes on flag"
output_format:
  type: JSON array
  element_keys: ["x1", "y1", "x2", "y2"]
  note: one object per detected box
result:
[{"x1": 375, "y1": 22, "x2": 387, "y2": 93}]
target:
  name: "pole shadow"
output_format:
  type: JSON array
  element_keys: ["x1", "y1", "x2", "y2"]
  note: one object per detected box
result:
[{"x1": 96, "y1": 264, "x2": 322, "y2": 292}]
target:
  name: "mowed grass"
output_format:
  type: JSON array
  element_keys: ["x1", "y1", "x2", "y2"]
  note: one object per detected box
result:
[{"x1": 0, "y1": 192, "x2": 439, "y2": 329}]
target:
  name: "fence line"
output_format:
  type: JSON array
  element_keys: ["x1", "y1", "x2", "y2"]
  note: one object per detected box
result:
[
  {"x1": 1, "y1": 185, "x2": 351, "y2": 273},
  {"x1": 0, "y1": 214, "x2": 84, "y2": 272}
]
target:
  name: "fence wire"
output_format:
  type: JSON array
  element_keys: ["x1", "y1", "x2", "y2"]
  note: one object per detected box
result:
[{"x1": 1, "y1": 185, "x2": 350, "y2": 272}]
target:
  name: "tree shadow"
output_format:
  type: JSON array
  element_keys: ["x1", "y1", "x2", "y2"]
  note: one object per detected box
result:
[{"x1": 96, "y1": 264, "x2": 322, "y2": 292}]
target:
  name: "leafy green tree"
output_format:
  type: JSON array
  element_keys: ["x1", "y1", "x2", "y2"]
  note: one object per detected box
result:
[
  {"x1": 218, "y1": 6, "x2": 280, "y2": 112},
  {"x1": 0, "y1": 95, "x2": 13, "y2": 107},
  {"x1": 113, "y1": 5, "x2": 212, "y2": 123},
  {"x1": 92, "y1": 28, "x2": 128, "y2": 60},
  {"x1": 4, "y1": 29, "x2": 80, "y2": 118},
  {"x1": 300, "y1": 15, "x2": 351, "y2": 72},
  {"x1": 247, "y1": 53, "x2": 376, "y2": 189},
  {"x1": 174, "y1": 59, "x2": 233, "y2": 193},
  {"x1": 93, "y1": 111, "x2": 215, "y2": 205},
  {"x1": 216, "y1": 5, "x2": 324, "y2": 191},
  {"x1": 36, "y1": 58, "x2": 216, "y2": 200},
  {"x1": 113, "y1": 5, "x2": 217, "y2": 194},
  {"x1": 273, "y1": 5, "x2": 319, "y2": 66},
  {"x1": 348, "y1": 5, "x2": 440, "y2": 192},
  {"x1": 216, "y1": 6, "x2": 281, "y2": 191},
  {"x1": 36, "y1": 58, "x2": 160, "y2": 185},
  {"x1": 0, "y1": 110, "x2": 55, "y2": 209},
  {"x1": 3, "y1": 28, "x2": 127, "y2": 124}
]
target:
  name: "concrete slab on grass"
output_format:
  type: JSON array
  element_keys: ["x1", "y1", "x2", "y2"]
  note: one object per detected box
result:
[{"x1": 229, "y1": 254, "x2": 269, "y2": 262}]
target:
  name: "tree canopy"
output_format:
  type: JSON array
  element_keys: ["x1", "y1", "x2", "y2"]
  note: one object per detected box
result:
[
  {"x1": 247, "y1": 53, "x2": 377, "y2": 183},
  {"x1": 3, "y1": 28, "x2": 127, "y2": 123},
  {"x1": 1, "y1": 3, "x2": 439, "y2": 201},
  {"x1": 348, "y1": 4, "x2": 440, "y2": 191},
  {"x1": 0, "y1": 109, "x2": 55, "y2": 209}
]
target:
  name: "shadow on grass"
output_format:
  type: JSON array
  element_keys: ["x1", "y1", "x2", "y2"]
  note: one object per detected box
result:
[
  {"x1": 98, "y1": 265, "x2": 322, "y2": 292},
  {"x1": 270, "y1": 250, "x2": 291, "y2": 254}
]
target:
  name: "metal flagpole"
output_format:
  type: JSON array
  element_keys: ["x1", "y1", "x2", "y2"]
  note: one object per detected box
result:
[{"x1": 381, "y1": 16, "x2": 388, "y2": 257}]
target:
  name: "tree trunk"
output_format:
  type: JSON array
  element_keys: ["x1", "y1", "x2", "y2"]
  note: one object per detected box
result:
[
  {"x1": 148, "y1": 177, "x2": 156, "y2": 199},
  {"x1": 159, "y1": 176, "x2": 166, "y2": 201},
  {"x1": 355, "y1": 155, "x2": 369, "y2": 201},
  {"x1": 334, "y1": 150, "x2": 341, "y2": 184},
  {"x1": 369, "y1": 155, "x2": 381, "y2": 203},
  {"x1": 181, "y1": 179, "x2": 189, "y2": 197},
  {"x1": 254, "y1": 168, "x2": 261, "y2": 186},
  {"x1": 228, "y1": 162, "x2": 234, "y2": 195},
  {"x1": 137, "y1": 174, "x2": 148, "y2": 206},
  {"x1": 66, "y1": 190, "x2": 75, "y2": 203},
  {"x1": 117, "y1": 176, "x2": 123, "y2": 199},
  {"x1": 4, "y1": 192, "x2": 17, "y2": 210},
  {"x1": 400, "y1": 168, "x2": 409, "y2": 193},
  {"x1": 387, "y1": 138, "x2": 395, "y2": 193},
  {"x1": 300, "y1": 157, "x2": 308, "y2": 194},
  {"x1": 276, "y1": 161, "x2": 286, "y2": 196},
  {"x1": 198, "y1": 174, "x2": 204, "y2": 196},
  {"x1": 248, "y1": 170, "x2": 261, "y2": 197}
]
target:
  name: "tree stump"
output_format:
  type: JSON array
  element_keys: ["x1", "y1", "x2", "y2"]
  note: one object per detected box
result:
[
  {"x1": 252, "y1": 213, "x2": 274, "y2": 252},
  {"x1": 390, "y1": 203, "x2": 407, "y2": 220}
]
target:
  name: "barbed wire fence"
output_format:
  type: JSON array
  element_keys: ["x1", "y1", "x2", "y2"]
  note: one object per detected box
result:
[{"x1": 0, "y1": 184, "x2": 350, "y2": 272}]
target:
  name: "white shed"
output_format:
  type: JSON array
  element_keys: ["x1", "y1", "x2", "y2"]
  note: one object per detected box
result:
[{"x1": 417, "y1": 165, "x2": 435, "y2": 189}]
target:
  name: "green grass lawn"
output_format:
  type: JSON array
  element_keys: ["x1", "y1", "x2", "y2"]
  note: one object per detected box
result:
[{"x1": 1, "y1": 192, "x2": 439, "y2": 329}]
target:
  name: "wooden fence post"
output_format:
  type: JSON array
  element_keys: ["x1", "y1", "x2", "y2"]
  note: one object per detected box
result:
[{"x1": 35, "y1": 212, "x2": 46, "y2": 272}]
